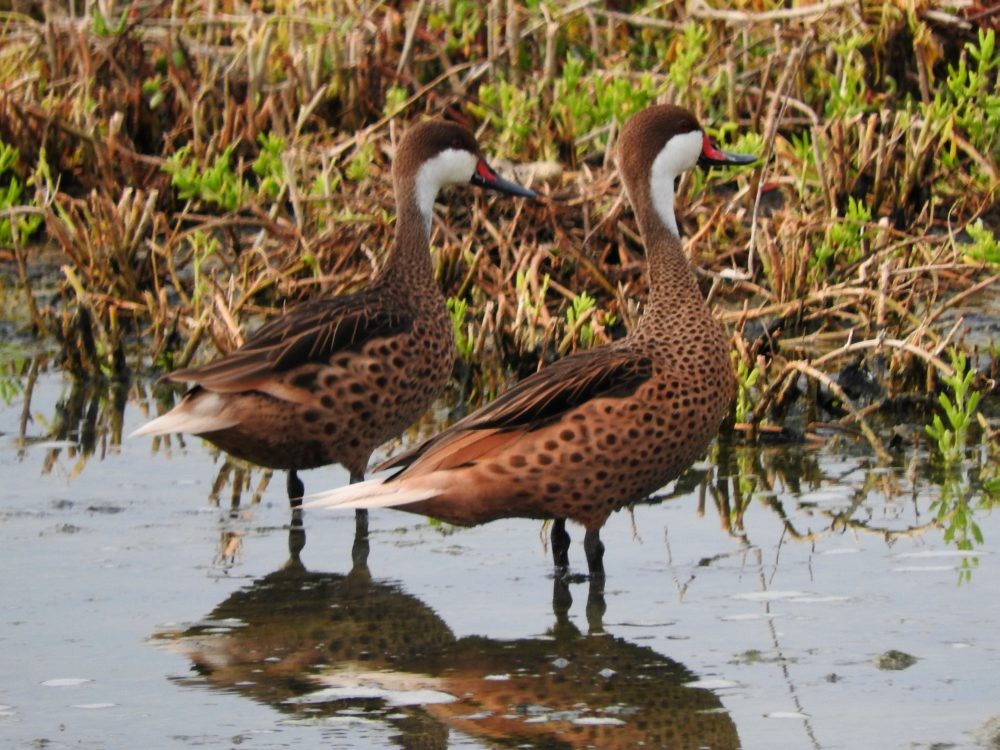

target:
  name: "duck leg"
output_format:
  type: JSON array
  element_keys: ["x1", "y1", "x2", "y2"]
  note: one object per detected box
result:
[
  {"x1": 583, "y1": 528, "x2": 605, "y2": 579},
  {"x1": 286, "y1": 471, "x2": 307, "y2": 559},
  {"x1": 287, "y1": 469, "x2": 305, "y2": 508},
  {"x1": 350, "y1": 471, "x2": 370, "y2": 568},
  {"x1": 551, "y1": 518, "x2": 571, "y2": 573}
]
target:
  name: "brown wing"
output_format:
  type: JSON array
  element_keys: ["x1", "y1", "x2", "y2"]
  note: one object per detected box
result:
[
  {"x1": 163, "y1": 292, "x2": 412, "y2": 392},
  {"x1": 378, "y1": 346, "x2": 652, "y2": 473}
]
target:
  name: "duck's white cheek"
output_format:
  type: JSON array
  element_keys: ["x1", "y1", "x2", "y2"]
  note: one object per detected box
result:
[
  {"x1": 653, "y1": 129, "x2": 702, "y2": 176},
  {"x1": 415, "y1": 149, "x2": 478, "y2": 229},
  {"x1": 649, "y1": 130, "x2": 702, "y2": 236}
]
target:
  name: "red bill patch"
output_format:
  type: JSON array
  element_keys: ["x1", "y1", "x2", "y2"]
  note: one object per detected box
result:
[{"x1": 702, "y1": 134, "x2": 727, "y2": 161}]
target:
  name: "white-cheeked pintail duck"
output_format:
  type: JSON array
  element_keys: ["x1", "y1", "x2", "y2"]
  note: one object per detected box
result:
[
  {"x1": 132, "y1": 121, "x2": 537, "y2": 505},
  {"x1": 304, "y1": 104, "x2": 755, "y2": 577}
]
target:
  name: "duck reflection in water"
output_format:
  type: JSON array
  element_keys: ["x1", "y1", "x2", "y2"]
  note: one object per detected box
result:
[{"x1": 157, "y1": 524, "x2": 739, "y2": 750}]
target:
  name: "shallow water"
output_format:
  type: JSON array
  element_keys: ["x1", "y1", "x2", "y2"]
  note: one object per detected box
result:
[{"x1": 2, "y1": 369, "x2": 999, "y2": 749}]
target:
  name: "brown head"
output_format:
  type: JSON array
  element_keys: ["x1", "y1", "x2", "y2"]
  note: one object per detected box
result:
[
  {"x1": 392, "y1": 120, "x2": 536, "y2": 232},
  {"x1": 616, "y1": 104, "x2": 755, "y2": 237}
]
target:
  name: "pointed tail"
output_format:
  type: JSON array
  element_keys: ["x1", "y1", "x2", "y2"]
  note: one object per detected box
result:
[
  {"x1": 303, "y1": 475, "x2": 442, "y2": 511},
  {"x1": 130, "y1": 393, "x2": 238, "y2": 438}
]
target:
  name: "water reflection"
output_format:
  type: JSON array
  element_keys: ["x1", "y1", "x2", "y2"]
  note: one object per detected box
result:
[
  {"x1": 157, "y1": 531, "x2": 740, "y2": 749},
  {"x1": 12, "y1": 360, "x2": 130, "y2": 473},
  {"x1": 654, "y1": 438, "x2": 1000, "y2": 566}
]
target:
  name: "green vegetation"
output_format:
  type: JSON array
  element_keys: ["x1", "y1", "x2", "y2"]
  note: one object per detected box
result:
[
  {"x1": 925, "y1": 350, "x2": 980, "y2": 465},
  {"x1": 937, "y1": 28, "x2": 999, "y2": 161},
  {"x1": 0, "y1": 342, "x2": 27, "y2": 406},
  {"x1": 163, "y1": 145, "x2": 249, "y2": 212},
  {"x1": 0, "y1": 141, "x2": 42, "y2": 246},
  {"x1": 918, "y1": 348, "x2": 1000, "y2": 575},
  {"x1": 813, "y1": 196, "x2": 872, "y2": 272},
  {"x1": 562, "y1": 290, "x2": 597, "y2": 350},
  {"x1": 962, "y1": 220, "x2": 1000, "y2": 264},
  {"x1": 0, "y1": 0, "x2": 996, "y2": 456},
  {"x1": 447, "y1": 296, "x2": 473, "y2": 361},
  {"x1": 252, "y1": 133, "x2": 287, "y2": 200},
  {"x1": 733, "y1": 354, "x2": 762, "y2": 427}
]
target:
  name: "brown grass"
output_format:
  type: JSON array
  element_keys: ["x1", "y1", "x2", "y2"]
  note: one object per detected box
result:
[{"x1": 1, "y1": 0, "x2": 998, "y2": 453}]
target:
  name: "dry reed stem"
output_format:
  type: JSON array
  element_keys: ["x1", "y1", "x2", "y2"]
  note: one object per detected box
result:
[{"x1": 688, "y1": 0, "x2": 855, "y2": 24}]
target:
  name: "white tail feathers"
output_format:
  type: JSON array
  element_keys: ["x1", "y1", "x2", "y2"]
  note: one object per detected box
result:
[
  {"x1": 129, "y1": 393, "x2": 239, "y2": 438},
  {"x1": 303, "y1": 476, "x2": 442, "y2": 511}
]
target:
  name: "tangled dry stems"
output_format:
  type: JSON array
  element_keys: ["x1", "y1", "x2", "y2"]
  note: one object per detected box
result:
[{"x1": 0, "y1": 1, "x2": 998, "y2": 455}]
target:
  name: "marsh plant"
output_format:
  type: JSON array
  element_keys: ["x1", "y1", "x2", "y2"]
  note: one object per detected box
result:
[
  {"x1": 163, "y1": 146, "x2": 249, "y2": 213},
  {"x1": 733, "y1": 354, "x2": 763, "y2": 427},
  {"x1": 813, "y1": 196, "x2": 872, "y2": 273},
  {"x1": 447, "y1": 296, "x2": 473, "y2": 361},
  {"x1": 0, "y1": 141, "x2": 42, "y2": 246},
  {"x1": 960, "y1": 220, "x2": 1000, "y2": 265},
  {"x1": 935, "y1": 28, "x2": 999, "y2": 164},
  {"x1": 921, "y1": 348, "x2": 999, "y2": 576},
  {"x1": 0, "y1": 343, "x2": 27, "y2": 406},
  {"x1": 925, "y1": 350, "x2": 981, "y2": 466},
  {"x1": 561, "y1": 290, "x2": 597, "y2": 351},
  {"x1": 0, "y1": 0, "x2": 995, "y2": 463}
]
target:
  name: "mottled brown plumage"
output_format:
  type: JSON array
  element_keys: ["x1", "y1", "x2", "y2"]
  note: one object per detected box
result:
[
  {"x1": 133, "y1": 121, "x2": 535, "y2": 501},
  {"x1": 306, "y1": 105, "x2": 755, "y2": 575}
]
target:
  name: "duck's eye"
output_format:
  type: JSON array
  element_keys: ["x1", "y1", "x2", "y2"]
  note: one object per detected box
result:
[{"x1": 450, "y1": 137, "x2": 463, "y2": 149}]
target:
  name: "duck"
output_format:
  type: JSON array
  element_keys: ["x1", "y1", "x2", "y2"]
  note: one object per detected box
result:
[
  {"x1": 303, "y1": 104, "x2": 755, "y2": 577},
  {"x1": 132, "y1": 120, "x2": 537, "y2": 511}
]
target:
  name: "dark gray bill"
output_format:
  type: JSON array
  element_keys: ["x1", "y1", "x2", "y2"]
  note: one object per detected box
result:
[
  {"x1": 699, "y1": 135, "x2": 757, "y2": 167},
  {"x1": 470, "y1": 159, "x2": 538, "y2": 198}
]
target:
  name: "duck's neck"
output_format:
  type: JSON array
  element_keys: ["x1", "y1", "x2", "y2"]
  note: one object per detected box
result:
[
  {"x1": 632, "y1": 190, "x2": 704, "y2": 322},
  {"x1": 377, "y1": 178, "x2": 438, "y2": 295}
]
